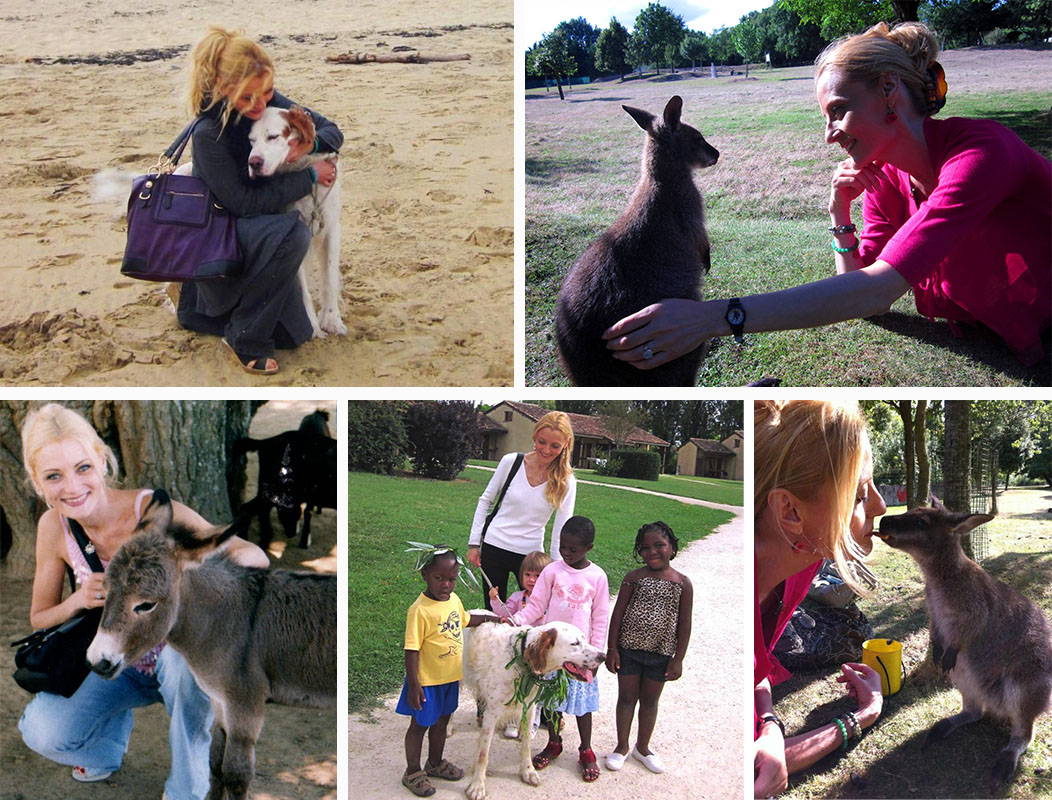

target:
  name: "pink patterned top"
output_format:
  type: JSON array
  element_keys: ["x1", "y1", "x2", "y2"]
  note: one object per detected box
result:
[
  {"x1": 510, "y1": 559, "x2": 610, "y2": 650},
  {"x1": 62, "y1": 489, "x2": 164, "y2": 675}
]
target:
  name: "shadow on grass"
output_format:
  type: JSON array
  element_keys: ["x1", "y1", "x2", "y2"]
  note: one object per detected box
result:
[
  {"x1": 982, "y1": 550, "x2": 1052, "y2": 601},
  {"x1": 566, "y1": 95, "x2": 632, "y2": 103},
  {"x1": 863, "y1": 312, "x2": 1051, "y2": 386},
  {"x1": 979, "y1": 108, "x2": 1051, "y2": 159},
  {"x1": 525, "y1": 154, "x2": 600, "y2": 182}
]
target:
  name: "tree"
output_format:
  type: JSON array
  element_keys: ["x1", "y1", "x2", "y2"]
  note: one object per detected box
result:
[
  {"x1": 733, "y1": 12, "x2": 764, "y2": 77},
  {"x1": 680, "y1": 31, "x2": 708, "y2": 70},
  {"x1": 778, "y1": 0, "x2": 899, "y2": 38},
  {"x1": 709, "y1": 26, "x2": 741, "y2": 65},
  {"x1": 597, "y1": 400, "x2": 648, "y2": 449},
  {"x1": 922, "y1": 0, "x2": 1006, "y2": 47},
  {"x1": 595, "y1": 18, "x2": 632, "y2": 80},
  {"x1": 347, "y1": 401, "x2": 407, "y2": 475},
  {"x1": 944, "y1": 400, "x2": 975, "y2": 558},
  {"x1": 403, "y1": 401, "x2": 479, "y2": 481},
  {"x1": 533, "y1": 30, "x2": 577, "y2": 100},
  {"x1": 1026, "y1": 401, "x2": 1052, "y2": 487},
  {"x1": 554, "y1": 17, "x2": 601, "y2": 80},
  {"x1": 0, "y1": 400, "x2": 257, "y2": 577},
  {"x1": 886, "y1": 400, "x2": 930, "y2": 508},
  {"x1": 633, "y1": 2, "x2": 687, "y2": 74}
]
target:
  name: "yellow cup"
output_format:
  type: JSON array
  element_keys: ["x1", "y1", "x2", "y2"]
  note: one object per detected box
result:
[{"x1": 862, "y1": 638, "x2": 903, "y2": 696}]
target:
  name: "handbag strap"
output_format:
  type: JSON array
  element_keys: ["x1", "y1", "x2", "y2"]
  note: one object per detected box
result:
[
  {"x1": 480, "y1": 453, "x2": 525, "y2": 546},
  {"x1": 67, "y1": 518, "x2": 104, "y2": 575},
  {"x1": 164, "y1": 117, "x2": 204, "y2": 165}
]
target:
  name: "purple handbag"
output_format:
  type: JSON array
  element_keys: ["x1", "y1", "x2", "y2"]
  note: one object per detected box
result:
[{"x1": 121, "y1": 119, "x2": 242, "y2": 281}]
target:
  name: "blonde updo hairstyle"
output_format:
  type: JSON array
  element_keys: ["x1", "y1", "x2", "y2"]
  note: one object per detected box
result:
[
  {"x1": 186, "y1": 25, "x2": 274, "y2": 130},
  {"x1": 533, "y1": 411, "x2": 575, "y2": 509},
  {"x1": 21, "y1": 403, "x2": 119, "y2": 498},
  {"x1": 754, "y1": 400, "x2": 871, "y2": 593},
  {"x1": 816, "y1": 21, "x2": 944, "y2": 116}
]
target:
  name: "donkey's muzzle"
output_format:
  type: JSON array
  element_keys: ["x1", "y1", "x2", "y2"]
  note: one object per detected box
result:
[{"x1": 89, "y1": 656, "x2": 123, "y2": 680}]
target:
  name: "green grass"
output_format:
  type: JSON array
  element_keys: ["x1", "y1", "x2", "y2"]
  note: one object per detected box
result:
[
  {"x1": 772, "y1": 487, "x2": 1052, "y2": 799},
  {"x1": 526, "y1": 53, "x2": 1052, "y2": 387},
  {"x1": 348, "y1": 468, "x2": 734, "y2": 712}
]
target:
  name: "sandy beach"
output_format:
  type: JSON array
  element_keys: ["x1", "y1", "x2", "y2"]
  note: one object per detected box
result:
[{"x1": 0, "y1": 0, "x2": 512, "y2": 386}]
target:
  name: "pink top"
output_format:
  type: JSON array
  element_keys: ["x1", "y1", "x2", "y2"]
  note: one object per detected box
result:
[
  {"x1": 859, "y1": 116, "x2": 1051, "y2": 366},
  {"x1": 753, "y1": 558, "x2": 820, "y2": 739},
  {"x1": 504, "y1": 589, "x2": 532, "y2": 616},
  {"x1": 63, "y1": 490, "x2": 163, "y2": 674},
  {"x1": 510, "y1": 559, "x2": 609, "y2": 650}
]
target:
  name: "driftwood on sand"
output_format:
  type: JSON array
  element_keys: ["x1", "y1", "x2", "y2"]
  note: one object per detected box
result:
[{"x1": 326, "y1": 51, "x2": 470, "y2": 65}]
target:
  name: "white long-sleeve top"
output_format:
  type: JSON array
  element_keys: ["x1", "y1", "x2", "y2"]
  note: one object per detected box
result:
[{"x1": 469, "y1": 452, "x2": 577, "y2": 561}]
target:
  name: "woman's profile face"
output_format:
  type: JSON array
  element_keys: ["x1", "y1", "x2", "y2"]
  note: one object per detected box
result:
[
  {"x1": 33, "y1": 438, "x2": 106, "y2": 519},
  {"x1": 815, "y1": 69, "x2": 893, "y2": 169},
  {"x1": 532, "y1": 427, "x2": 568, "y2": 465},
  {"x1": 228, "y1": 74, "x2": 274, "y2": 121},
  {"x1": 849, "y1": 444, "x2": 887, "y2": 554}
]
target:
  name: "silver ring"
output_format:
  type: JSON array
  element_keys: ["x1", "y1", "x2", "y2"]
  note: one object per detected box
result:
[
  {"x1": 642, "y1": 344, "x2": 654, "y2": 360},
  {"x1": 95, "y1": 592, "x2": 103, "y2": 600}
]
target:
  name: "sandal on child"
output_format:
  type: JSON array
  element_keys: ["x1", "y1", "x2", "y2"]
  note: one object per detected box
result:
[
  {"x1": 531, "y1": 739, "x2": 563, "y2": 770},
  {"x1": 424, "y1": 759, "x2": 463, "y2": 781},
  {"x1": 401, "y1": 769, "x2": 435, "y2": 797},
  {"x1": 579, "y1": 748, "x2": 600, "y2": 782},
  {"x1": 72, "y1": 766, "x2": 114, "y2": 783},
  {"x1": 221, "y1": 338, "x2": 278, "y2": 375}
]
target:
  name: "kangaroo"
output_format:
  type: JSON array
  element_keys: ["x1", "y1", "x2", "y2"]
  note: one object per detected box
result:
[
  {"x1": 555, "y1": 95, "x2": 718, "y2": 386},
  {"x1": 877, "y1": 498, "x2": 1052, "y2": 794}
]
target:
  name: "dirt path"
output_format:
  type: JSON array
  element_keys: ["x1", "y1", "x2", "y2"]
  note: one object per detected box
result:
[
  {"x1": 0, "y1": 400, "x2": 337, "y2": 800},
  {"x1": 348, "y1": 511, "x2": 745, "y2": 799}
]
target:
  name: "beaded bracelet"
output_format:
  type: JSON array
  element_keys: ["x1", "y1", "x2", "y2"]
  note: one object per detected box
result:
[
  {"x1": 833, "y1": 717, "x2": 849, "y2": 752},
  {"x1": 846, "y1": 711, "x2": 861, "y2": 738},
  {"x1": 831, "y1": 236, "x2": 859, "y2": 253},
  {"x1": 828, "y1": 223, "x2": 857, "y2": 235}
]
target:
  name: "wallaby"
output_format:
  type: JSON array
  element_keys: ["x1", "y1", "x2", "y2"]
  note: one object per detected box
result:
[
  {"x1": 877, "y1": 498, "x2": 1052, "y2": 794},
  {"x1": 555, "y1": 95, "x2": 718, "y2": 386}
]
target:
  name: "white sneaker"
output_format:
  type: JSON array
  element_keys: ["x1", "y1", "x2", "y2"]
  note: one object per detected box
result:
[
  {"x1": 503, "y1": 723, "x2": 519, "y2": 739},
  {"x1": 632, "y1": 746, "x2": 665, "y2": 774},
  {"x1": 605, "y1": 751, "x2": 628, "y2": 771}
]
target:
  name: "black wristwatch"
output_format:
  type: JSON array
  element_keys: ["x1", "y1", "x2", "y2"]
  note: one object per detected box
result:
[
  {"x1": 725, "y1": 298, "x2": 746, "y2": 343},
  {"x1": 759, "y1": 713, "x2": 785, "y2": 737}
]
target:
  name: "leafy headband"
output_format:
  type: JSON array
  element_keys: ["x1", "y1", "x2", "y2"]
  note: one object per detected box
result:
[{"x1": 405, "y1": 541, "x2": 481, "y2": 591}]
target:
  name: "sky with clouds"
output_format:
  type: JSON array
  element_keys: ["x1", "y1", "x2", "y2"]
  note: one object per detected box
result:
[{"x1": 520, "y1": 0, "x2": 777, "y2": 48}]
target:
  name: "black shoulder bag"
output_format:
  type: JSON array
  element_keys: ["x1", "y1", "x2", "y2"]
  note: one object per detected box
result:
[
  {"x1": 479, "y1": 452, "x2": 525, "y2": 545},
  {"x1": 11, "y1": 519, "x2": 105, "y2": 697}
]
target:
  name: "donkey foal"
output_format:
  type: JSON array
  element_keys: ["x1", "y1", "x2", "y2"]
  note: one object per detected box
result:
[
  {"x1": 86, "y1": 489, "x2": 336, "y2": 800},
  {"x1": 878, "y1": 499, "x2": 1052, "y2": 794}
]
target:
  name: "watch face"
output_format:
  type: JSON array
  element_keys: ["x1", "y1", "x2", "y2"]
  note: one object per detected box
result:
[{"x1": 728, "y1": 308, "x2": 745, "y2": 325}]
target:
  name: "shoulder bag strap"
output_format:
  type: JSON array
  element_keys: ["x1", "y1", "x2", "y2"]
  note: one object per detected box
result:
[
  {"x1": 67, "y1": 518, "x2": 105, "y2": 574},
  {"x1": 479, "y1": 453, "x2": 525, "y2": 547},
  {"x1": 164, "y1": 117, "x2": 204, "y2": 165}
]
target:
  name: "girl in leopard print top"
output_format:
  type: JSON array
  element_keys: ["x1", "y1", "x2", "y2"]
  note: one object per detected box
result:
[{"x1": 604, "y1": 522, "x2": 693, "y2": 774}]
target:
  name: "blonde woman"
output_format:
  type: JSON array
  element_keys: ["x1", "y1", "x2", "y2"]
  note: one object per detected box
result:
[
  {"x1": 176, "y1": 26, "x2": 342, "y2": 375},
  {"x1": 753, "y1": 400, "x2": 887, "y2": 798},
  {"x1": 606, "y1": 22, "x2": 1049, "y2": 372},
  {"x1": 468, "y1": 411, "x2": 577, "y2": 610},
  {"x1": 16, "y1": 403, "x2": 266, "y2": 799}
]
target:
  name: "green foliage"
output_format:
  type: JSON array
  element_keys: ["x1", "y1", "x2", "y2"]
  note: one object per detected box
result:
[
  {"x1": 633, "y1": 2, "x2": 687, "y2": 72},
  {"x1": 708, "y1": 26, "x2": 742, "y2": 64},
  {"x1": 613, "y1": 448, "x2": 661, "y2": 481},
  {"x1": 733, "y1": 11, "x2": 765, "y2": 64},
  {"x1": 778, "y1": 0, "x2": 896, "y2": 38},
  {"x1": 595, "y1": 18, "x2": 632, "y2": 78},
  {"x1": 347, "y1": 401, "x2": 407, "y2": 475},
  {"x1": 595, "y1": 455, "x2": 624, "y2": 477},
  {"x1": 922, "y1": 0, "x2": 1007, "y2": 47},
  {"x1": 680, "y1": 31, "x2": 709, "y2": 68},
  {"x1": 533, "y1": 29, "x2": 578, "y2": 84},
  {"x1": 554, "y1": 17, "x2": 601, "y2": 79},
  {"x1": 403, "y1": 401, "x2": 479, "y2": 481}
]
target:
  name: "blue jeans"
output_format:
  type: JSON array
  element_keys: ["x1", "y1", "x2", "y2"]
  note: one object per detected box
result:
[{"x1": 19, "y1": 646, "x2": 212, "y2": 800}]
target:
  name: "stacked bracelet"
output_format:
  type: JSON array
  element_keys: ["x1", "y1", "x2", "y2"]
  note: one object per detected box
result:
[
  {"x1": 832, "y1": 717, "x2": 849, "y2": 752},
  {"x1": 831, "y1": 237, "x2": 859, "y2": 253},
  {"x1": 845, "y1": 711, "x2": 861, "y2": 738},
  {"x1": 828, "y1": 223, "x2": 857, "y2": 235}
]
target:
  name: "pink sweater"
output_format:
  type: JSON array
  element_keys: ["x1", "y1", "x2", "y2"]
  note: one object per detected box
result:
[
  {"x1": 510, "y1": 559, "x2": 609, "y2": 651},
  {"x1": 859, "y1": 116, "x2": 1051, "y2": 365}
]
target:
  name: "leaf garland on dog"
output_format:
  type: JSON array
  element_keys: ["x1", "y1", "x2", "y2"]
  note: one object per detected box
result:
[
  {"x1": 504, "y1": 630, "x2": 569, "y2": 729},
  {"x1": 404, "y1": 541, "x2": 481, "y2": 591}
]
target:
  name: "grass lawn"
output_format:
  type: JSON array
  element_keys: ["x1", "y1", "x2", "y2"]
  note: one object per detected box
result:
[
  {"x1": 526, "y1": 48, "x2": 1052, "y2": 387},
  {"x1": 772, "y1": 486, "x2": 1052, "y2": 799},
  {"x1": 348, "y1": 467, "x2": 735, "y2": 712},
  {"x1": 466, "y1": 460, "x2": 745, "y2": 506}
]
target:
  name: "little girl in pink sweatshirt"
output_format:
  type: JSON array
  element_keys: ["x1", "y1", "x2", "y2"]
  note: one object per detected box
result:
[{"x1": 507, "y1": 516, "x2": 609, "y2": 784}]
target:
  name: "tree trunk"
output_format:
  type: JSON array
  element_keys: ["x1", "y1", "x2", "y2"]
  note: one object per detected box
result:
[
  {"x1": 556, "y1": 76, "x2": 565, "y2": 100},
  {"x1": 944, "y1": 400, "x2": 973, "y2": 559},
  {"x1": 989, "y1": 449, "x2": 999, "y2": 515},
  {"x1": 891, "y1": 401, "x2": 916, "y2": 508},
  {"x1": 915, "y1": 400, "x2": 930, "y2": 505},
  {"x1": 0, "y1": 400, "x2": 257, "y2": 577}
]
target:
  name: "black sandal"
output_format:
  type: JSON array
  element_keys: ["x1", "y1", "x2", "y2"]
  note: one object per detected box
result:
[{"x1": 221, "y1": 338, "x2": 278, "y2": 375}]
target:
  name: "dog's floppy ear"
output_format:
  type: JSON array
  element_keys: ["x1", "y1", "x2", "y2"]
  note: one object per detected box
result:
[
  {"x1": 284, "y1": 105, "x2": 317, "y2": 145},
  {"x1": 523, "y1": 628, "x2": 558, "y2": 674},
  {"x1": 623, "y1": 104, "x2": 655, "y2": 133}
]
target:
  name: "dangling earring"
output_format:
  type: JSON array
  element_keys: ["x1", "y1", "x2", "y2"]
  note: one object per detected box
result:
[
  {"x1": 886, "y1": 106, "x2": 897, "y2": 123},
  {"x1": 791, "y1": 539, "x2": 808, "y2": 553}
]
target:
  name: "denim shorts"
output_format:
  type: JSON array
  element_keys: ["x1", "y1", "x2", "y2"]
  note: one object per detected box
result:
[
  {"x1": 395, "y1": 679, "x2": 459, "y2": 727},
  {"x1": 618, "y1": 647, "x2": 672, "y2": 682}
]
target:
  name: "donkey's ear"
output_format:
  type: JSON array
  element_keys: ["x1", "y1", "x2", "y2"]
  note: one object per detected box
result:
[
  {"x1": 524, "y1": 628, "x2": 557, "y2": 674},
  {"x1": 623, "y1": 104, "x2": 655, "y2": 133},
  {"x1": 950, "y1": 513, "x2": 995, "y2": 536},
  {"x1": 135, "y1": 488, "x2": 174, "y2": 535},
  {"x1": 662, "y1": 95, "x2": 683, "y2": 130}
]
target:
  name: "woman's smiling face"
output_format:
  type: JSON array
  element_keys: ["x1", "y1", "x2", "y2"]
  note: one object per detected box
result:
[
  {"x1": 816, "y1": 69, "x2": 894, "y2": 169},
  {"x1": 34, "y1": 439, "x2": 106, "y2": 518},
  {"x1": 533, "y1": 427, "x2": 568, "y2": 465}
]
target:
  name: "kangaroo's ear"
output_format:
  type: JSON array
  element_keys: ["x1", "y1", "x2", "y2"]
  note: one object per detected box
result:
[
  {"x1": 524, "y1": 628, "x2": 558, "y2": 674},
  {"x1": 284, "y1": 105, "x2": 316, "y2": 145},
  {"x1": 663, "y1": 95, "x2": 683, "y2": 130},
  {"x1": 949, "y1": 513, "x2": 995, "y2": 536},
  {"x1": 623, "y1": 104, "x2": 655, "y2": 133},
  {"x1": 930, "y1": 495, "x2": 946, "y2": 511}
]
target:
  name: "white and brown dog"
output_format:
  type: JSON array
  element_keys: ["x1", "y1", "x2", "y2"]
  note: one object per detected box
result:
[
  {"x1": 243, "y1": 105, "x2": 345, "y2": 337},
  {"x1": 462, "y1": 620, "x2": 605, "y2": 800}
]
